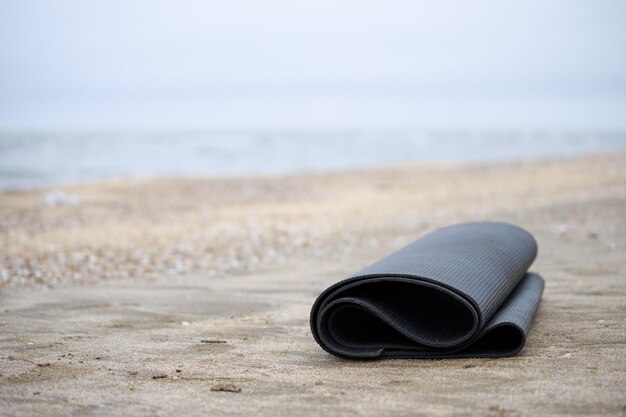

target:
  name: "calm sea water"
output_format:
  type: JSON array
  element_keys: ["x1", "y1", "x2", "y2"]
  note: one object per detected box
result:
[{"x1": 0, "y1": 130, "x2": 625, "y2": 190}]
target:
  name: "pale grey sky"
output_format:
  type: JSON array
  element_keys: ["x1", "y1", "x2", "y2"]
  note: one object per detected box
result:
[{"x1": 1, "y1": 0, "x2": 625, "y2": 129}]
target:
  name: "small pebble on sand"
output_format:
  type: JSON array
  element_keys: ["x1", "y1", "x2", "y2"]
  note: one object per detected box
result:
[{"x1": 210, "y1": 383, "x2": 241, "y2": 393}]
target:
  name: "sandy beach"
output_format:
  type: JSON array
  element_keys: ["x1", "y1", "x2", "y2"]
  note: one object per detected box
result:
[{"x1": 1, "y1": 153, "x2": 625, "y2": 416}]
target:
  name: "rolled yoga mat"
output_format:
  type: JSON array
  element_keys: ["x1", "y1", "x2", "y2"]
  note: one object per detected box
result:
[{"x1": 310, "y1": 222, "x2": 544, "y2": 359}]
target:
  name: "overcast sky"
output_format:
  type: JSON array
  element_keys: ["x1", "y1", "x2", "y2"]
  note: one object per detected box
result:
[{"x1": 1, "y1": 0, "x2": 625, "y2": 129}]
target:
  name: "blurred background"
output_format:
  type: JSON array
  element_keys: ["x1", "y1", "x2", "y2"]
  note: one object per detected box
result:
[{"x1": 1, "y1": 0, "x2": 625, "y2": 189}]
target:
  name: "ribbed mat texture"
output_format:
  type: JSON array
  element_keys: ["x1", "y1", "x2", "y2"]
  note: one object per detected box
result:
[{"x1": 310, "y1": 222, "x2": 544, "y2": 359}]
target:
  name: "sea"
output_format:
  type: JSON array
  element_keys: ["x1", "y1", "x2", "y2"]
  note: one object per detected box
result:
[{"x1": 0, "y1": 130, "x2": 625, "y2": 190}]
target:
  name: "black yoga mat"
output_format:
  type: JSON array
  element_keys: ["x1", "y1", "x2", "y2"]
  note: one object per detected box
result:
[{"x1": 310, "y1": 222, "x2": 544, "y2": 359}]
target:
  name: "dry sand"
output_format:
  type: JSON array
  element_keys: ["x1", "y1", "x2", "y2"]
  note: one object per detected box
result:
[{"x1": 0, "y1": 153, "x2": 625, "y2": 416}]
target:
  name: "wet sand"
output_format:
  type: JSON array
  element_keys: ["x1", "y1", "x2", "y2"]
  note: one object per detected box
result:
[{"x1": 1, "y1": 153, "x2": 625, "y2": 416}]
